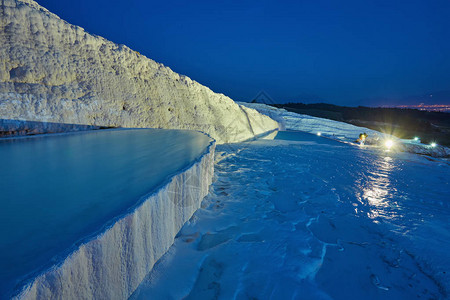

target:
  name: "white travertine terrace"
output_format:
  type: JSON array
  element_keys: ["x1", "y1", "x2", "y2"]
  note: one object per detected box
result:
[
  {"x1": 0, "y1": 0, "x2": 278, "y2": 143},
  {"x1": 0, "y1": 0, "x2": 276, "y2": 297},
  {"x1": 15, "y1": 139, "x2": 215, "y2": 300}
]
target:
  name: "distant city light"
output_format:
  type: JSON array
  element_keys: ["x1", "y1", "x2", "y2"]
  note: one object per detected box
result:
[
  {"x1": 392, "y1": 104, "x2": 450, "y2": 112},
  {"x1": 430, "y1": 142, "x2": 437, "y2": 147},
  {"x1": 413, "y1": 137, "x2": 419, "y2": 141},
  {"x1": 317, "y1": 132, "x2": 322, "y2": 136},
  {"x1": 385, "y1": 139, "x2": 394, "y2": 150}
]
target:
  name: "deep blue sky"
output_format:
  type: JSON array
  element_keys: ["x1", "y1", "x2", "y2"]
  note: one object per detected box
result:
[{"x1": 38, "y1": 0, "x2": 450, "y2": 106}]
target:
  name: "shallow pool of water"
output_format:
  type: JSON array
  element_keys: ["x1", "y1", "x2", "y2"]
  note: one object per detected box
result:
[{"x1": 0, "y1": 128, "x2": 212, "y2": 298}]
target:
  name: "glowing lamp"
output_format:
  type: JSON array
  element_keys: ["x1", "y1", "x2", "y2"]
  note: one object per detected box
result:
[
  {"x1": 317, "y1": 132, "x2": 322, "y2": 136},
  {"x1": 385, "y1": 139, "x2": 394, "y2": 150},
  {"x1": 430, "y1": 142, "x2": 437, "y2": 147}
]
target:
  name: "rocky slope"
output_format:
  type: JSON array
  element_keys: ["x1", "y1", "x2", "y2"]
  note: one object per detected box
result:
[{"x1": 0, "y1": 0, "x2": 278, "y2": 143}]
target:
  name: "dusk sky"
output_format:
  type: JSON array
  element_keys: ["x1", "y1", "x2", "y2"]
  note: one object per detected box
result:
[{"x1": 38, "y1": 0, "x2": 450, "y2": 106}]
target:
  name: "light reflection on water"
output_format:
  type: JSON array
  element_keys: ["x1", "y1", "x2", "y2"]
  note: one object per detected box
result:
[{"x1": 357, "y1": 156, "x2": 401, "y2": 221}]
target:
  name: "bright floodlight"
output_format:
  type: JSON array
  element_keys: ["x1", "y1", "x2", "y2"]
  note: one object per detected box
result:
[
  {"x1": 431, "y1": 142, "x2": 437, "y2": 147},
  {"x1": 414, "y1": 137, "x2": 419, "y2": 141},
  {"x1": 317, "y1": 132, "x2": 322, "y2": 136},
  {"x1": 385, "y1": 139, "x2": 394, "y2": 149}
]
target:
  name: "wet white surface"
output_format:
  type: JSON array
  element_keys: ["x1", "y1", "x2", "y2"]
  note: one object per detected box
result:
[{"x1": 132, "y1": 131, "x2": 450, "y2": 299}]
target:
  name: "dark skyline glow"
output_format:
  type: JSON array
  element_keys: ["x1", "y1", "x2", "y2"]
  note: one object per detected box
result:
[{"x1": 37, "y1": 0, "x2": 450, "y2": 106}]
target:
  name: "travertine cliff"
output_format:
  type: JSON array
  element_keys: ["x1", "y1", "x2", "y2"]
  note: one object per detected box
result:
[{"x1": 0, "y1": 0, "x2": 278, "y2": 143}]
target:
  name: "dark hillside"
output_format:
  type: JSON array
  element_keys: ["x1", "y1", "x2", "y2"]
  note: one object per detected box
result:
[{"x1": 274, "y1": 103, "x2": 450, "y2": 146}]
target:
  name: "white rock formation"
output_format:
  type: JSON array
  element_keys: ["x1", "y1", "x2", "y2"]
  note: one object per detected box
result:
[
  {"x1": 241, "y1": 102, "x2": 450, "y2": 157},
  {"x1": 240, "y1": 102, "x2": 387, "y2": 141},
  {"x1": 0, "y1": 0, "x2": 278, "y2": 143},
  {"x1": 15, "y1": 139, "x2": 216, "y2": 300}
]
